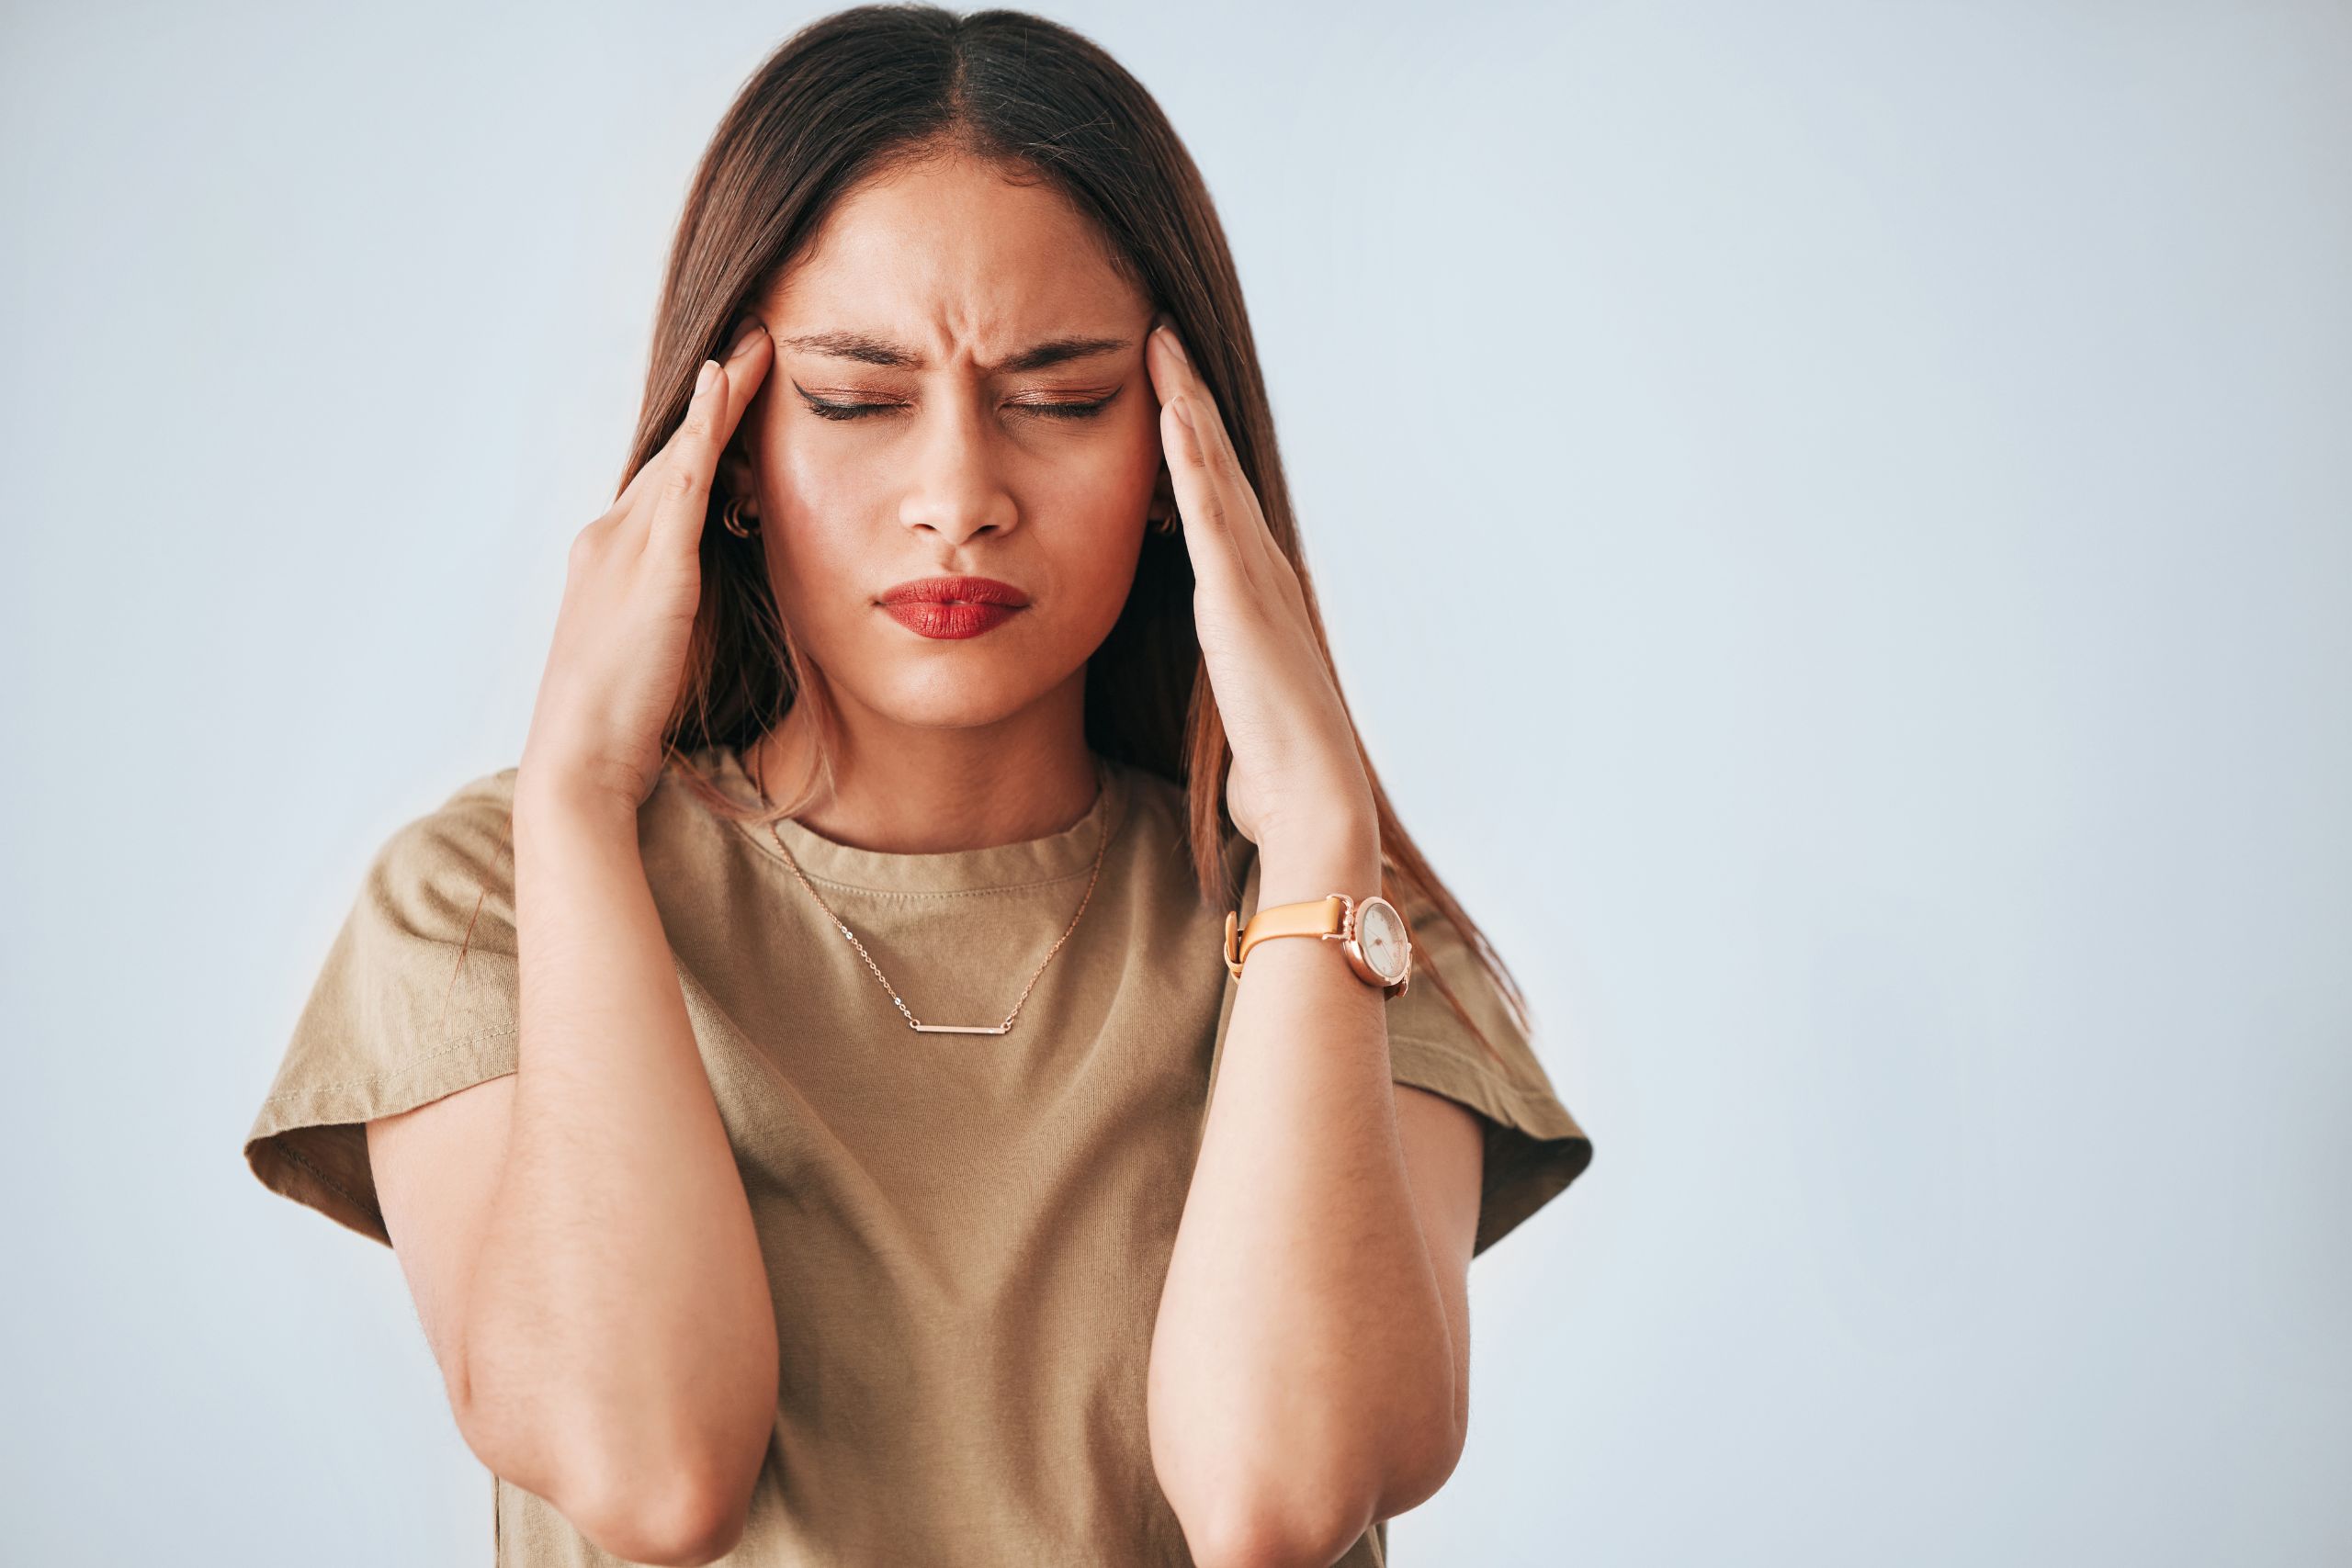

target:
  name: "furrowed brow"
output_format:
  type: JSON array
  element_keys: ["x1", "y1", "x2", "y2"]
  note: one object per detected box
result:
[
  {"x1": 989, "y1": 335, "x2": 1132, "y2": 373},
  {"x1": 777, "y1": 331, "x2": 1133, "y2": 374},
  {"x1": 778, "y1": 330, "x2": 922, "y2": 367}
]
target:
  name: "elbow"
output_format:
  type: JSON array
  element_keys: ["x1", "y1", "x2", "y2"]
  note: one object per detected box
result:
[
  {"x1": 1178, "y1": 1492, "x2": 1370, "y2": 1568},
  {"x1": 1159, "y1": 1450, "x2": 1377, "y2": 1568},
  {"x1": 449, "y1": 1380, "x2": 758, "y2": 1568},
  {"x1": 567, "y1": 1464, "x2": 753, "y2": 1568},
  {"x1": 1366, "y1": 1403, "x2": 1468, "y2": 1523},
  {"x1": 1370, "y1": 1438, "x2": 1464, "y2": 1529},
  {"x1": 1163, "y1": 1419, "x2": 1465, "y2": 1568},
  {"x1": 533, "y1": 1427, "x2": 763, "y2": 1567}
]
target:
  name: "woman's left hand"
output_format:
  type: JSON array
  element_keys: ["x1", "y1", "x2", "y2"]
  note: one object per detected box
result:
[{"x1": 1146, "y1": 319, "x2": 1377, "y2": 855}]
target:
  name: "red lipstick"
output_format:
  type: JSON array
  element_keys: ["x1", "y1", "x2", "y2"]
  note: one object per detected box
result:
[{"x1": 877, "y1": 575, "x2": 1030, "y2": 640}]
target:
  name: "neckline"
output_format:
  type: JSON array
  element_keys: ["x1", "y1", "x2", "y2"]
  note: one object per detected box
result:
[{"x1": 704, "y1": 743, "x2": 1132, "y2": 896}]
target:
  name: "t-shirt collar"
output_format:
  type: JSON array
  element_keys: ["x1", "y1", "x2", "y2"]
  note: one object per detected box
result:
[{"x1": 709, "y1": 743, "x2": 1130, "y2": 897}]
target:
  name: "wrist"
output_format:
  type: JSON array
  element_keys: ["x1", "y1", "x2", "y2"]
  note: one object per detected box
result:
[
  {"x1": 514, "y1": 767, "x2": 642, "y2": 842},
  {"x1": 1255, "y1": 817, "x2": 1382, "y2": 907}
]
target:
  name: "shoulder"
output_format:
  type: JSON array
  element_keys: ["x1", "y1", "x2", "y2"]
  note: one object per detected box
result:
[
  {"x1": 410, "y1": 765, "x2": 518, "y2": 842},
  {"x1": 365, "y1": 764, "x2": 522, "y2": 924}
]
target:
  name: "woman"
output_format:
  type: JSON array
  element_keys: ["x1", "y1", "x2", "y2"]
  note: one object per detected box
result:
[{"x1": 242, "y1": 7, "x2": 1593, "y2": 1564}]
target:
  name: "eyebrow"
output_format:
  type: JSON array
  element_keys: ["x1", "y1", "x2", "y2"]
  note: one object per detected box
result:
[{"x1": 776, "y1": 330, "x2": 1133, "y2": 374}]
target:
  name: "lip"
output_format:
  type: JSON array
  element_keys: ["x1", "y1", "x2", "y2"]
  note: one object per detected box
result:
[
  {"x1": 877, "y1": 575, "x2": 1030, "y2": 640},
  {"x1": 879, "y1": 575, "x2": 1031, "y2": 607}
]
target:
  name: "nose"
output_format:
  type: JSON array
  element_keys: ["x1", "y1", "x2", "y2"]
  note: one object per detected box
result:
[{"x1": 898, "y1": 389, "x2": 1018, "y2": 544}]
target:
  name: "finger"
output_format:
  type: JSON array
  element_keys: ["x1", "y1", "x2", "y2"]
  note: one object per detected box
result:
[
  {"x1": 610, "y1": 321, "x2": 770, "y2": 520},
  {"x1": 707, "y1": 316, "x2": 774, "y2": 513},
  {"x1": 1148, "y1": 326, "x2": 1277, "y2": 584},
  {"x1": 1148, "y1": 326, "x2": 1268, "y2": 544},
  {"x1": 647, "y1": 321, "x2": 771, "y2": 556},
  {"x1": 1147, "y1": 325, "x2": 1250, "y2": 492},
  {"x1": 639, "y1": 358, "x2": 727, "y2": 557},
  {"x1": 1159, "y1": 392, "x2": 1259, "y2": 598},
  {"x1": 712, "y1": 314, "x2": 774, "y2": 408}
]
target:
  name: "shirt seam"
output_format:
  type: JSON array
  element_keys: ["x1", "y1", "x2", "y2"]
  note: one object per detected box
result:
[{"x1": 274, "y1": 1139, "x2": 370, "y2": 1214}]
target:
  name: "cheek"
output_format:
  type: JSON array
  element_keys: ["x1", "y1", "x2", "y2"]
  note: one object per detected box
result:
[
  {"x1": 1034, "y1": 400, "x2": 1163, "y2": 527},
  {"x1": 758, "y1": 498, "x2": 866, "y2": 645},
  {"x1": 1035, "y1": 414, "x2": 1159, "y2": 600},
  {"x1": 752, "y1": 421, "x2": 875, "y2": 616},
  {"x1": 765, "y1": 423, "x2": 876, "y2": 530}
]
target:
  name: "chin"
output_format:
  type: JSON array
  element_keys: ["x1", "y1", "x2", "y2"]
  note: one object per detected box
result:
[{"x1": 859, "y1": 658, "x2": 1062, "y2": 731}]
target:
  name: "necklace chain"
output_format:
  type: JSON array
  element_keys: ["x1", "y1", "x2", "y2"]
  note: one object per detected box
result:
[{"x1": 753, "y1": 755, "x2": 1114, "y2": 1035}]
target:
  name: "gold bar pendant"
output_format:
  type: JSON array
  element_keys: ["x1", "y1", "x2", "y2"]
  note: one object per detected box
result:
[{"x1": 910, "y1": 1022, "x2": 1012, "y2": 1034}]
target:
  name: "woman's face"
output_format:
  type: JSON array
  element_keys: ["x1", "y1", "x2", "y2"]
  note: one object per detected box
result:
[{"x1": 722, "y1": 151, "x2": 1169, "y2": 735}]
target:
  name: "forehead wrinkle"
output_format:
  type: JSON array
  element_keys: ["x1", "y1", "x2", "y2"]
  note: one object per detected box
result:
[
  {"x1": 772, "y1": 175, "x2": 1144, "y2": 378},
  {"x1": 777, "y1": 329, "x2": 1135, "y2": 375}
]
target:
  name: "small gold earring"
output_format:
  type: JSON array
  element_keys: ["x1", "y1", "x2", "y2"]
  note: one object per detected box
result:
[
  {"x1": 1148, "y1": 509, "x2": 1179, "y2": 536},
  {"x1": 721, "y1": 495, "x2": 759, "y2": 538}
]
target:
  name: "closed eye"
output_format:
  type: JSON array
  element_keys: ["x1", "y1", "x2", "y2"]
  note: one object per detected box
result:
[
  {"x1": 797, "y1": 391, "x2": 904, "y2": 422},
  {"x1": 795, "y1": 385, "x2": 1120, "y2": 423},
  {"x1": 1014, "y1": 397, "x2": 1116, "y2": 420}
]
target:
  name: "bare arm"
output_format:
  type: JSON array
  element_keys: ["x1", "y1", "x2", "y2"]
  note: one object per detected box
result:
[
  {"x1": 499, "y1": 783, "x2": 775, "y2": 1543},
  {"x1": 367, "y1": 783, "x2": 775, "y2": 1566},
  {"x1": 1134, "y1": 317, "x2": 1488, "y2": 1568},
  {"x1": 1148, "y1": 829, "x2": 1481, "y2": 1568},
  {"x1": 368, "y1": 320, "x2": 781, "y2": 1567}
]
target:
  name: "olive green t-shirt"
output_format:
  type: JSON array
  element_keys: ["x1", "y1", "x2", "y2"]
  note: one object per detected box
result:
[{"x1": 242, "y1": 744, "x2": 1592, "y2": 1566}]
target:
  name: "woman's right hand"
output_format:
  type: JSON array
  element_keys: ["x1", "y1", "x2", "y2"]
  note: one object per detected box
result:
[{"x1": 520, "y1": 317, "x2": 773, "y2": 812}]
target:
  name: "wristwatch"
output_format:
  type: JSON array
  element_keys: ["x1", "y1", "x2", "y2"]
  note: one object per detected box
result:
[{"x1": 1223, "y1": 891, "x2": 1414, "y2": 998}]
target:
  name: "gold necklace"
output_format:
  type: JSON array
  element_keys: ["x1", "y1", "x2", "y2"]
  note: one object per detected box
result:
[{"x1": 752, "y1": 753, "x2": 1114, "y2": 1035}]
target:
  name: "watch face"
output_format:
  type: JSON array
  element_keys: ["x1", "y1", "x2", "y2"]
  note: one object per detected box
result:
[{"x1": 1355, "y1": 898, "x2": 1410, "y2": 983}]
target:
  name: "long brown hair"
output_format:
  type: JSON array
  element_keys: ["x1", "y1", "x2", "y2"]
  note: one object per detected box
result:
[{"x1": 626, "y1": 4, "x2": 1534, "y2": 1074}]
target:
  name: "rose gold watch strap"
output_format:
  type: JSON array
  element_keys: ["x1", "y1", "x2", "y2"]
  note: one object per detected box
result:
[{"x1": 1222, "y1": 896, "x2": 1347, "y2": 979}]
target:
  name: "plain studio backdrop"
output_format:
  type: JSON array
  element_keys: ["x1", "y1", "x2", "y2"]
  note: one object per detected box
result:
[{"x1": 4, "y1": 1, "x2": 2346, "y2": 1562}]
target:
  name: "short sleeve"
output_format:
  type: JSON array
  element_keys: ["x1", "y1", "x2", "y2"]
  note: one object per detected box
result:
[
  {"x1": 241, "y1": 769, "x2": 525, "y2": 1247},
  {"x1": 1382, "y1": 880, "x2": 1594, "y2": 1258},
  {"x1": 1213, "y1": 849, "x2": 1595, "y2": 1259}
]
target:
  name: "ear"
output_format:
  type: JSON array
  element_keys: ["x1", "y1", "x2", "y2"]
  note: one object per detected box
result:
[
  {"x1": 1148, "y1": 459, "x2": 1177, "y2": 524},
  {"x1": 716, "y1": 432, "x2": 758, "y2": 513}
]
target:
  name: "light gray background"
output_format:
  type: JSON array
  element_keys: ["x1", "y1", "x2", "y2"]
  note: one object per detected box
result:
[{"x1": 5, "y1": 1, "x2": 2346, "y2": 1562}]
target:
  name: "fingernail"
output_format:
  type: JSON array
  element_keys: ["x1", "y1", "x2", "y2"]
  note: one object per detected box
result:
[
  {"x1": 726, "y1": 318, "x2": 765, "y2": 360},
  {"x1": 1170, "y1": 396, "x2": 1194, "y2": 430},
  {"x1": 695, "y1": 359, "x2": 719, "y2": 395}
]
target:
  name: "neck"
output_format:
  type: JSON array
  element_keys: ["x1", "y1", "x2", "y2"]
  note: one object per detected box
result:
[{"x1": 744, "y1": 674, "x2": 1102, "y2": 855}]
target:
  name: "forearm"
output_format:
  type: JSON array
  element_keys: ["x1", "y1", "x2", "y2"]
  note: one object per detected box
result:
[
  {"x1": 460, "y1": 777, "x2": 776, "y2": 1519},
  {"x1": 1148, "y1": 823, "x2": 1457, "y2": 1558}
]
